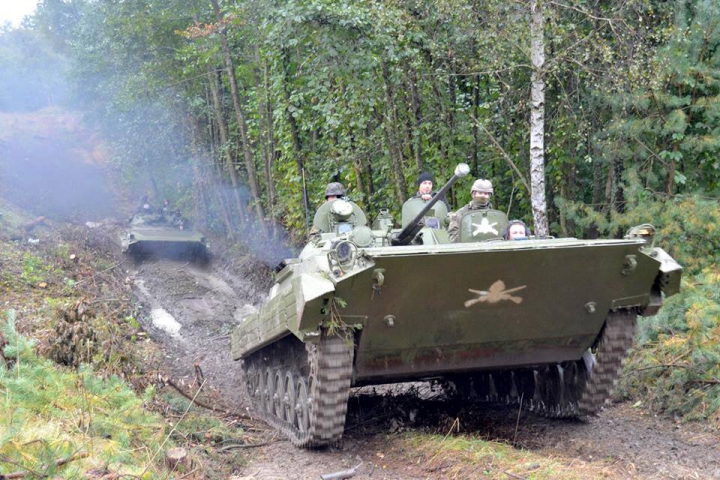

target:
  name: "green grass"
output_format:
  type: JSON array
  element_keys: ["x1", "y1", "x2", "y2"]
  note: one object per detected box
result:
[{"x1": 399, "y1": 432, "x2": 623, "y2": 479}]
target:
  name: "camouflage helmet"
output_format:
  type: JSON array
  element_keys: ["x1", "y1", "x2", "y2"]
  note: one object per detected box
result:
[
  {"x1": 324, "y1": 182, "x2": 346, "y2": 198},
  {"x1": 471, "y1": 179, "x2": 493, "y2": 194}
]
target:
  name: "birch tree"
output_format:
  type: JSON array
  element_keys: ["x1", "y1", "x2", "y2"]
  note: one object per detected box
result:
[{"x1": 529, "y1": 0, "x2": 548, "y2": 236}]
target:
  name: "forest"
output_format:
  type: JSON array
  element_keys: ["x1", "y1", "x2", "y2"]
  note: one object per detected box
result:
[{"x1": 1, "y1": 0, "x2": 719, "y2": 477}]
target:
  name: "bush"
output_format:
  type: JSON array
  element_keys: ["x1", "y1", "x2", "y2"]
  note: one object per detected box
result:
[
  {"x1": 0, "y1": 310, "x2": 170, "y2": 478},
  {"x1": 618, "y1": 268, "x2": 720, "y2": 422},
  {"x1": 560, "y1": 194, "x2": 720, "y2": 275}
]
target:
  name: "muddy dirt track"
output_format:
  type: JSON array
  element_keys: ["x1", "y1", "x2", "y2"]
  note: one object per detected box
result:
[{"x1": 124, "y1": 251, "x2": 720, "y2": 480}]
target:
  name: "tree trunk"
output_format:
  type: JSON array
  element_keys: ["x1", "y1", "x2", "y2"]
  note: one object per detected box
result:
[
  {"x1": 447, "y1": 56, "x2": 456, "y2": 130},
  {"x1": 472, "y1": 74, "x2": 480, "y2": 176},
  {"x1": 381, "y1": 61, "x2": 408, "y2": 206},
  {"x1": 666, "y1": 142, "x2": 678, "y2": 195},
  {"x1": 409, "y1": 68, "x2": 423, "y2": 172},
  {"x1": 207, "y1": 67, "x2": 246, "y2": 224},
  {"x1": 256, "y1": 56, "x2": 276, "y2": 235},
  {"x1": 603, "y1": 158, "x2": 614, "y2": 215},
  {"x1": 560, "y1": 160, "x2": 577, "y2": 237},
  {"x1": 188, "y1": 110, "x2": 235, "y2": 238},
  {"x1": 529, "y1": 0, "x2": 549, "y2": 236},
  {"x1": 281, "y1": 48, "x2": 311, "y2": 227},
  {"x1": 210, "y1": 0, "x2": 266, "y2": 235},
  {"x1": 614, "y1": 160, "x2": 625, "y2": 215},
  {"x1": 349, "y1": 135, "x2": 370, "y2": 210}
]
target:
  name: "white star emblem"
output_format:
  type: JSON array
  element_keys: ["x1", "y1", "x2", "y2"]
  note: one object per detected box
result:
[{"x1": 472, "y1": 218, "x2": 498, "y2": 236}]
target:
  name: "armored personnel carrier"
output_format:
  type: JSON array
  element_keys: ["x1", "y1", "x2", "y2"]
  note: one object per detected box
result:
[
  {"x1": 121, "y1": 213, "x2": 208, "y2": 262},
  {"x1": 231, "y1": 164, "x2": 682, "y2": 448}
]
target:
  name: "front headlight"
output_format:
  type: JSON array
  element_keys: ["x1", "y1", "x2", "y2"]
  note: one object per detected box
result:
[
  {"x1": 625, "y1": 223, "x2": 656, "y2": 246},
  {"x1": 335, "y1": 240, "x2": 355, "y2": 266},
  {"x1": 349, "y1": 226, "x2": 373, "y2": 247}
]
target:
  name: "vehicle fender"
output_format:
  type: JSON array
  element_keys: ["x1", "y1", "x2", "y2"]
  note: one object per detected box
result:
[
  {"x1": 647, "y1": 247, "x2": 682, "y2": 297},
  {"x1": 294, "y1": 273, "x2": 336, "y2": 333}
]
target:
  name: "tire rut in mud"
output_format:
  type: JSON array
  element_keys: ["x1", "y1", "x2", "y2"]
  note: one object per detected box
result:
[{"x1": 127, "y1": 256, "x2": 266, "y2": 403}]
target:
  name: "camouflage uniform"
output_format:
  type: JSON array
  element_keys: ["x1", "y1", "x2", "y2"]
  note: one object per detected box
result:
[
  {"x1": 447, "y1": 178, "x2": 494, "y2": 243},
  {"x1": 447, "y1": 201, "x2": 493, "y2": 242}
]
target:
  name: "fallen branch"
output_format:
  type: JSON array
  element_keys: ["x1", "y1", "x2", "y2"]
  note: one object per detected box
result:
[
  {"x1": 1, "y1": 451, "x2": 89, "y2": 479},
  {"x1": 217, "y1": 440, "x2": 274, "y2": 451},
  {"x1": 320, "y1": 462, "x2": 363, "y2": 480},
  {"x1": 623, "y1": 363, "x2": 720, "y2": 384},
  {"x1": 165, "y1": 378, "x2": 252, "y2": 420},
  {"x1": 166, "y1": 378, "x2": 226, "y2": 413},
  {"x1": 21, "y1": 216, "x2": 46, "y2": 232}
]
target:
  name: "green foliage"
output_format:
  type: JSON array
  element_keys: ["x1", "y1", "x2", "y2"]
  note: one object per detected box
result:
[
  {"x1": 602, "y1": 0, "x2": 720, "y2": 196},
  {"x1": 172, "y1": 412, "x2": 242, "y2": 445},
  {"x1": 619, "y1": 268, "x2": 720, "y2": 422},
  {"x1": 8, "y1": 0, "x2": 719, "y2": 430},
  {"x1": 322, "y1": 296, "x2": 362, "y2": 338},
  {"x1": 20, "y1": 252, "x2": 51, "y2": 285},
  {"x1": 560, "y1": 194, "x2": 720, "y2": 276},
  {"x1": 0, "y1": 310, "x2": 170, "y2": 478}
]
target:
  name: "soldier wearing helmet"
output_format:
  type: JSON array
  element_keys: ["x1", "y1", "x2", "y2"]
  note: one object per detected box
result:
[
  {"x1": 310, "y1": 182, "x2": 367, "y2": 235},
  {"x1": 324, "y1": 182, "x2": 346, "y2": 201},
  {"x1": 469, "y1": 179, "x2": 493, "y2": 206},
  {"x1": 448, "y1": 178, "x2": 507, "y2": 243}
]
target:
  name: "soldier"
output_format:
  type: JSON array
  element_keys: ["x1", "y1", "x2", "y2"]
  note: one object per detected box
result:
[
  {"x1": 448, "y1": 178, "x2": 506, "y2": 242},
  {"x1": 401, "y1": 172, "x2": 450, "y2": 229},
  {"x1": 137, "y1": 195, "x2": 154, "y2": 214},
  {"x1": 412, "y1": 172, "x2": 450, "y2": 208},
  {"x1": 310, "y1": 182, "x2": 367, "y2": 235},
  {"x1": 323, "y1": 182, "x2": 345, "y2": 202},
  {"x1": 503, "y1": 219, "x2": 531, "y2": 240}
]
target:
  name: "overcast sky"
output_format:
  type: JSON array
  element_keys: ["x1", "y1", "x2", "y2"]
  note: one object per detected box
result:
[{"x1": 0, "y1": 0, "x2": 39, "y2": 28}]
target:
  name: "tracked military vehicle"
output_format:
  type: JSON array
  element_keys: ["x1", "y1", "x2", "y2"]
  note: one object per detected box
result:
[
  {"x1": 121, "y1": 213, "x2": 208, "y2": 262},
  {"x1": 231, "y1": 164, "x2": 682, "y2": 448}
]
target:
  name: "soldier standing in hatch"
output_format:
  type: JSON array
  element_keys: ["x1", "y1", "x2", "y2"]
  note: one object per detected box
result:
[
  {"x1": 323, "y1": 182, "x2": 345, "y2": 202},
  {"x1": 447, "y1": 178, "x2": 494, "y2": 243},
  {"x1": 409, "y1": 172, "x2": 450, "y2": 209},
  {"x1": 308, "y1": 182, "x2": 346, "y2": 236},
  {"x1": 137, "y1": 195, "x2": 154, "y2": 214},
  {"x1": 503, "y1": 219, "x2": 531, "y2": 240}
]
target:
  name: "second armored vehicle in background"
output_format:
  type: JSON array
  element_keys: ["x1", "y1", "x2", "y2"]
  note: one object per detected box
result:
[{"x1": 121, "y1": 213, "x2": 208, "y2": 263}]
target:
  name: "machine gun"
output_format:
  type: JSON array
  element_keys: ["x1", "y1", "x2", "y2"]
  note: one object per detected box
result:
[{"x1": 391, "y1": 163, "x2": 470, "y2": 246}]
